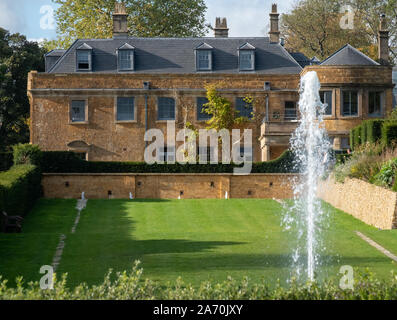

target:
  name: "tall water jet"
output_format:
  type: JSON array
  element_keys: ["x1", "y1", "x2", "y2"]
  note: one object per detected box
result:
[{"x1": 283, "y1": 71, "x2": 332, "y2": 281}]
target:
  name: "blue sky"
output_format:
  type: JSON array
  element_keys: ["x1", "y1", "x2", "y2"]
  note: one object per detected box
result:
[{"x1": 0, "y1": 0, "x2": 295, "y2": 41}]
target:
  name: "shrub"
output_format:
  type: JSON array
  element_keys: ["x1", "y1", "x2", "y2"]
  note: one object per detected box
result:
[
  {"x1": 360, "y1": 124, "x2": 367, "y2": 146},
  {"x1": 0, "y1": 262, "x2": 396, "y2": 300},
  {"x1": 333, "y1": 143, "x2": 383, "y2": 183},
  {"x1": 12, "y1": 144, "x2": 42, "y2": 166},
  {"x1": 351, "y1": 126, "x2": 362, "y2": 150},
  {"x1": 364, "y1": 120, "x2": 384, "y2": 144},
  {"x1": 382, "y1": 122, "x2": 397, "y2": 147},
  {"x1": 0, "y1": 165, "x2": 42, "y2": 217},
  {"x1": 39, "y1": 150, "x2": 296, "y2": 174},
  {"x1": 373, "y1": 158, "x2": 397, "y2": 188}
]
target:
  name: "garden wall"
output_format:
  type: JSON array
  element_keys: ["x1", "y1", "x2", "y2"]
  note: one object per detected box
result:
[
  {"x1": 318, "y1": 177, "x2": 397, "y2": 230},
  {"x1": 42, "y1": 173, "x2": 297, "y2": 200}
]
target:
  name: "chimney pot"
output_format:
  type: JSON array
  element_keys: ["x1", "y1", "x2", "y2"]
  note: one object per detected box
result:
[
  {"x1": 214, "y1": 17, "x2": 229, "y2": 38},
  {"x1": 269, "y1": 4, "x2": 280, "y2": 43},
  {"x1": 113, "y1": 2, "x2": 128, "y2": 38},
  {"x1": 378, "y1": 13, "x2": 389, "y2": 65}
]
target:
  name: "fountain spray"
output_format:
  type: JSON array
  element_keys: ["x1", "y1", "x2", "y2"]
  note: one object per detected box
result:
[{"x1": 284, "y1": 71, "x2": 332, "y2": 281}]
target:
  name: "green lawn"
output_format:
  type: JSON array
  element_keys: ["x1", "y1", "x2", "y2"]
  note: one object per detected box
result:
[{"x1": 0, "y1": 199, "x2": 396, "y2": 287}]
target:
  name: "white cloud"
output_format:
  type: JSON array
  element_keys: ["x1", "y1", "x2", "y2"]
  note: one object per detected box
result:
[
  {"x1": 205, "y1": 0, "x2": 294, "y2": 37},
  {"x1": 0, "y1": 0, "x2": 26, "y2": 33},
  {"x1": 28, "y1": 37, "x2": 46, "y2": 44}
]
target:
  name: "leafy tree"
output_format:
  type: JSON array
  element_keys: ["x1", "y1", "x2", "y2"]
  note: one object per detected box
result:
[
  {"x1": 349, "y1": 0, "x2": 397, "y2": 63},
  {"x1": 50, "y1": 0, "x2": 208, "y2": 49},
  {"x1": 0, "y1": 28, "x2": 45, "y2": 152},
  {"x1": 280, "y1": 0, "x2": 375, "y2": 60}
]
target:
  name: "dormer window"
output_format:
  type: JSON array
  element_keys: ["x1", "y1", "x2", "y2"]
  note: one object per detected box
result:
[
  {"x1": 76, "y1": 43, "x2": 92, "y2": 71},
  {"x1": 239, "y1": 43, "x2": 255, "y2": 71},
  {"x1": 117, "y1": 43, "x2": 135, "y2": 71},
  {"x1": 195, "y1": 43, "x2": 213, "y2": 71}
]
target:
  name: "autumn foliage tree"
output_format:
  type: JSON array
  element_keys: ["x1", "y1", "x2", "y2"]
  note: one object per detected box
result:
[{"x1": 281, "y1": 0, "x2": 379, "y2": 59}]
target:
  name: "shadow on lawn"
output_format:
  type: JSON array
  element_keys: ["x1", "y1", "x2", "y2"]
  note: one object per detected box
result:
[{"x1": 58, "y1": 200, "x2": 397, "y2": 286}]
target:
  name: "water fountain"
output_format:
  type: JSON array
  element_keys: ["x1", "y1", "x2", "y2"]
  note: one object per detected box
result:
[{"x1": 283, "y1": 71, "x2": 332, "y2": 281}]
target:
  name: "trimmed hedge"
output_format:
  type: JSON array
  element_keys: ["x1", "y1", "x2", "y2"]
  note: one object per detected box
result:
[
  {"x1": 350, "y1": 120, "x2": 396, "y2": 149},
  {"x1": 381, "y1": 122, "x2": 397, "y2": 147},
  {"x1": 364, "y1": 120, "x2": 384, "y2": 144},
  {"x1": 0, "y1": 165, "x2": 42, "y2": 217},
  {"x1": 40, "y1": 150, "x2": 296, "y2": 174},
  {"x1": 351, "y1": 126, "x2": 362, "y2": 150}
]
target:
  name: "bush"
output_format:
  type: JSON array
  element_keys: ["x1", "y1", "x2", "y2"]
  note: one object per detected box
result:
[
  {"x1": 12, "y1": 144, "x2": 42, "y2": 166},
  {"x1": 364, "y1": 120, "x2": 384, "y2": 144},
  {"x1": 39, "y1": 150, "x2": 296, "y2": 174},
  {"x1": 0, "y1": 262, "x2": 396, "y2": 300},
  {"x1": 0, "y1": 165, "x2": 42, "y2": 217},
  {"x1": 373, "y1": 158, "x2": 397, "y2": 188},
  {"x1": 335, "y1": 152, "x2": 351, "y2": 165},
  {"x1": 382, "y1": 122, "x2": 397, "y2": 147},
  {"x1": 351, "y1": 126, "x2": 362, "y2": 150}
]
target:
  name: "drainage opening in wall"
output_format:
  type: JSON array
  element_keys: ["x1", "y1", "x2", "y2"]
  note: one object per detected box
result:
[
  {"x1": 210, "y1": 182, "x2": 215, "y2": 188},
  {"x1": 180, "y1": 191, "x2": 184, "y2": 196},
  {"x1": 65, "y1": 181, "x2": 69, "y2": 188},
  {"x1": 269, "y1": 182, "x2": 273, "y2": 187},
  {"x1": 137, "y1": 181, "x2": 142, "y2": 187},
  {"x1": 248, "y1": 190, "x2": 252, "y2": 196}
]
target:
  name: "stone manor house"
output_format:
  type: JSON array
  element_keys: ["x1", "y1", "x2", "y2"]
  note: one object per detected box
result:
[{"x1": 28, "y1": 3, "x2": 395, "y2": 162}]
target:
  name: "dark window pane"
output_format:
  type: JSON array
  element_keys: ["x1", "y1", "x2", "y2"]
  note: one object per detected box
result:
[
  {"x1": 240, "y1": 51, "x2": 254, "y2": 70},
  {"x1": 197, "y1": 97, "x2": 211, "y2": 120},
  {"x1": 197, "y1": 50, "x2": 211, "y2": 70},
  {"x1": 77, "y1": 50, "x2": 90, "y2": 70},
  {"x1": 343, "y1": 91, "x2": 358, "y2": 116},
  {"x1": 236, "y1": 97, "x2": 253, "y2": 119},
  {"x1": 117, "y1": 97, "x2": 134, "y2": 121},
  {"x1": 158, "y1": 97, "x2": 175, "y2": 120},
  {"x1": 71, "y1": 100, "x2": 86, "y2": 122},
  {"x1": 118, "y1": 50, "x2": 133, "y2": 70},
  {"x1": 369, "y1": 92, "x2": 381, "y2": 116},
  {"x1": 284, "y1": 101, "x2": 297, "y2": 120},
  {"x1": 320, "y1": 91, "x2": 332, "y2": 115}
]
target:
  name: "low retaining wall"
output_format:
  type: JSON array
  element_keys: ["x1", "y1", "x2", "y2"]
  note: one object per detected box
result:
[
  {"x1": 318, "y1": 177, "x2": 397, "y2": 230},
  {"x1": 42, "y1": 173, "x2": 296, "y2": 200}
]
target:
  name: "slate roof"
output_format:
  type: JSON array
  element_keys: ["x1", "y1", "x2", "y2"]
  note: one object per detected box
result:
[
  {"x1": 45, "y1": 49, "x2": 66, "y2": 57},
  {"x1": 47, "y1": 37, "x2": 302, "y2": 74},
  {"x1": 289, "y1": 52, "x2": 312, "y2": 68},
  {"x1": 320, "y1": 44, "x2": 379, "y2": 66}
]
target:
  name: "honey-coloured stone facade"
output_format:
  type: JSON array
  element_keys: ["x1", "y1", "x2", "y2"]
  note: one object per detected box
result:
[{"x1": 28, "y1": 63, "x2": 394, "y2": 162}]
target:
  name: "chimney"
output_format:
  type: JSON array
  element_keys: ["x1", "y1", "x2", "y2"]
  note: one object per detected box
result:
[
  {"x1": 269, "y1": 4, "x2": 280, "y2": 43},
  {"x1": 113, "y1": 2, "x2": 128, "y2": 38},
  {"x1": 378, "y1": 14, "x2": 389, "y2": 65},
  {"x1": 214, "y1": 17, "x2": 229, "y2": 38}
]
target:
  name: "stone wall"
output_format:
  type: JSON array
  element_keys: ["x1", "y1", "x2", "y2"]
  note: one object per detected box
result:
[
  {"x1": 318, "y1": 177, "x2": 397, "y2": 230},
  {"x1": 42, "y1": 173, "x2": 296, "y2": 200}
]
